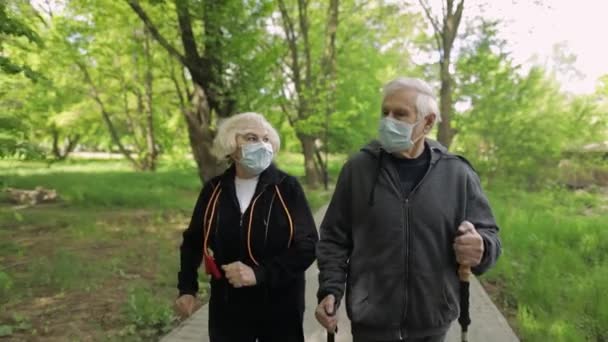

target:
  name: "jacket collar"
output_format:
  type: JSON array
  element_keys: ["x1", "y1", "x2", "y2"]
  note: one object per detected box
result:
[
  {"x1": 362, "y1": 138, "x2": 446, "y2": 165},
  {"x1": 221, "y1": 162, "x2": 283, "y2": 186}
]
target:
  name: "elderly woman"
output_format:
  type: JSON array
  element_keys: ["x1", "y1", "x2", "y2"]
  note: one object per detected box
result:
[{"x1": 175, "y1": 112, "x2": 318, "y2": 342}]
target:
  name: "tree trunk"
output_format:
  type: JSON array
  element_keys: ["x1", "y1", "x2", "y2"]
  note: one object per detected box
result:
[
  {"x1": 143, "y1": 27, "x2": 158, "y2": 171},
  {"x1": 76, "y1": 61, "x2": 141, "y2": 169},
  {"x1": 51, "y1": 128, "x2": 62, "y2": 160},
  {"x1": 299, "y1": 134, "x2": 320, "y2": 188},
  {"x1": 278, "y1": 0, "x2": 340, "y2": 188},
  {"x1": 128, "y1": 0, "x2": 231, "y2": 184},
  {"x1": 438, "y1": 56, "x2": 455, "y2": 148},
  {"x1": 51, "y1": 127, "x2": 79, "y2": 160},
  {"x1": 320, "y1": 0, "x2": 339, "y2": 189},
  {"x1": 419, "y1": 0, "x2": 464, "y2": 150},
  {"x1": 183, "y1": 85, "x2": 224, "y2": 183}
]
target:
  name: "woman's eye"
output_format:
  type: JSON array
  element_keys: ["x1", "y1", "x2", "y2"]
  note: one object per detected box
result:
[
  {"x1": 263, "y1": 137, "x2": 269, "y2": 142},
  {"x1": 247, "y1": 136, "x2": 257, "y2": 142}
]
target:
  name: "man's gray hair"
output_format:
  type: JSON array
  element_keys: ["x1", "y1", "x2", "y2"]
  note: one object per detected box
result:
[{"x1": 383, "y1": 77, "x2": 442, "y2": 122}]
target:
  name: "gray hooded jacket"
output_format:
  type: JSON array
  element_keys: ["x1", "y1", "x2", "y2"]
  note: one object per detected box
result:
[{"x1": 317, "y1": 139, "x2": 501, "y2": 340}]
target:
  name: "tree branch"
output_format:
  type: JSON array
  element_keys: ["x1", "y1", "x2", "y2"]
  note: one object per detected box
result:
[
  {"x1": 279, "y1": 83, "x2": 298, "y2": 126},
  {"x1": 168, "y1": 59, "x2": 187, "y2": 112},
  {"x1": 76, "y1": 60, "x2": 139, "y2": 167},
  {"x1": 278, "y1": 0, "x2": 302, "y2": 92},
  {"x1": 321, "y1": 0, "x2": 339, "y2": 114},
  {"x1": 175, "y1": 0, "x2": 200, "y2": 63},
  {"x1": 448, "y1": 0, "x2": 465, "y2": 47},
  {"x1": 418, "y1": 0, "x2": 443, "y2": 51},
  {"x1": 297, "y1": 0, "x2": 312, "y2": 89},
  {"x1": 279, "y1": 99, "x2": 297, "y2": 127},
  {"x1": 126, "y1": 0, "x2": 187, "y2": 66},
  {"x1": 418, "y1": 0, "x2": 442, "y2": 35}
]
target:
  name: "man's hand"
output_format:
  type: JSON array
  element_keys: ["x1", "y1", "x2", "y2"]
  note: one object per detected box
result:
[
  {"x1": 315, "y1": 294, "x2": 338, "y2": 333},
  {"x1": 454, "y1": 220, "x2": 484, "y2": 267},
  {"x1": 174, "y1": 294, "x2": 201, "y2": 319},
  {"x1": 221, "y1": 262, "x2": 257, "y2": 288}
]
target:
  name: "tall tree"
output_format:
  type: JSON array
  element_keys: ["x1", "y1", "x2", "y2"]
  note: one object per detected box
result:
[
  {"x1": 276, "y1": 0, "x2": 340, "y2": 187},
  {"x1": 454, "y1": 20, "x2": 603, "y2": 185},
  {"x1": 418, "y1": 0, "x2": 464, "y2": 149},
  {"x1": 54, "y1": 0, "x2": 170, "y2": 170},
  {"x1": 126, "y1": 0, "x2": 273, "y2": 182}
]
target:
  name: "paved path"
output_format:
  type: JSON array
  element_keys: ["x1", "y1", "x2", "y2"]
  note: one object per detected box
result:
[{"x1": 161, "y1": 205, "x2": 519, "y2": 342}]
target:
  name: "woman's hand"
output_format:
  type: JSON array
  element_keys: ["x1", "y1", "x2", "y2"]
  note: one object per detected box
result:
[
  {"x1": 174, "y1": 294, "x2": 201, "y2": 319},
  {"x1": 221, "y1": 261, "x2": 257, "y2": 288}
]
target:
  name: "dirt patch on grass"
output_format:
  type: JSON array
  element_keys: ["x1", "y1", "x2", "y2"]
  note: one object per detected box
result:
[{"x1": 0, "y1": 205, "x2": 193, "y2": 341}]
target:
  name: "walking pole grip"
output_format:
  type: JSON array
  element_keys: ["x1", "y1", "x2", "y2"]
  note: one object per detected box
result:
[
  {"x1": 459, "y1": 264, "x2": 471, "y2": 282},
  {"x1": 326, "y1": 302, "x2": 337, "y2": 342}
]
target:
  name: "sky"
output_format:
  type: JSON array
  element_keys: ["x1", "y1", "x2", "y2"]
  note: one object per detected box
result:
[{"x1": 462, "y1": 0, "x2": 608, "y2": 94}]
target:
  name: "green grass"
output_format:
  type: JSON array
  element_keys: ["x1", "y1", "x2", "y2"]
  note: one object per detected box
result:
[
  {"x1": 0, "y1": 159, "x2": 201, "y2": 210},
  {"x1": 0, "y1": 155, "x2": 337, "y2": 340},
  {"x1": 483, "y1": 184, "x2": 608, "y2": 341},
  {"x1": 0, "y1": 154, "x2": 344, "y2": 211},
  {"x1": 275, "y1": 152, "x2": 346, "y2": 181},
  {"x1": 11, "y1": 155, "x2": 605, "y2": 341}
]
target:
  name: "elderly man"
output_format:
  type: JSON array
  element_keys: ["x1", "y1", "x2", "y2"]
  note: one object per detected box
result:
[{"x1": 315, "y1": 77, "x2": 501, "y2": 342}]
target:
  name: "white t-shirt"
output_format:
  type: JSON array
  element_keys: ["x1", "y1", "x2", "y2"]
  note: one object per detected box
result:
[{"x1": 235, "y1": 176, "x2": 259, "y2": 214}]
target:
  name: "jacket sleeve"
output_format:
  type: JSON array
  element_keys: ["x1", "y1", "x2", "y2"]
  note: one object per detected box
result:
[
  {"x1": 177, "y1": 181, "x2": 216, "y2": 296},
  {"x1": 465, "y1": 169, "x2": 502, "y2": 275},
  {"x1": 316, "y1": 161, "x2": 353, "y2": 304},
  {"x1": 253, "y1": 176, "x2": 318, "y2": 289}
]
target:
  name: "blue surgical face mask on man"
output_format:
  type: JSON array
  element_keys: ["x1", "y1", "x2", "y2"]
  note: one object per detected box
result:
[
  {"x1": 238, "y1": 142, "x2": 274, "y2": 175},
  {"x1": 378, "y1": 116, "x2": 424, "y2": 153}
]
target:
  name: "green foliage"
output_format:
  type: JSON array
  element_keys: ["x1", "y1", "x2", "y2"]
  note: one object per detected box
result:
[
  {"x1": 0, "y1": 1, "x2": 42, "y2": 80},
  {"x1": 270, "y1": 1, "x2": 427, "y2": 154},
  {"x1": 0, "y1": 271, "x2": 13, "y2": 302},
  {"x1": 454, "y1": 20, "x2": 605, "y2": 186},
  {"x1": 124, "y1": 286, "x2": 175, "y2": 336},
  {"x1": 485, "y1": 184, "x2": 608, "y2": 341},
  {"x1": 28, "y1": 250, "x2": 104, "y2": 291},
  {"x1": 0, "y1": 325, "x2": 12, "y2": 338},
  {"x1": 0, "y1": 313, "x2": 32, "y2": 338}
]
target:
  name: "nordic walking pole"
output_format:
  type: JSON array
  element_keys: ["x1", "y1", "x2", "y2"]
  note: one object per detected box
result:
[{"x1": 458, "y1": 265, "x2": 472, "y2": 342}]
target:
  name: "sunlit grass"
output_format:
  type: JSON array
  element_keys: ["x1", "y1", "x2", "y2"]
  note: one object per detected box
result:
[
  {"x1": 0, "y1": 156, "x2": 340, "y2": 339},
  {"x1": 484, "y1": 184, "x2": 608, "y2": 341}
]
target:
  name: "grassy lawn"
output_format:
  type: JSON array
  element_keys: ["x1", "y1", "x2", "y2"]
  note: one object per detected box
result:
[
  {"x1": 3, "y1": 154, "x2": 604, "y2": 341},
  {"x1": 0, "y1": 155, "x2": 342, "y2": 341},
  {"x1": 481, "y1": 183, "x2": 608, "y2": 341}
]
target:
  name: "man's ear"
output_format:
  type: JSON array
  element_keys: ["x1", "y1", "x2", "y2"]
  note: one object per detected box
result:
[{"x1": 424, "y1": 113, "x2": 437, "y2": 132}]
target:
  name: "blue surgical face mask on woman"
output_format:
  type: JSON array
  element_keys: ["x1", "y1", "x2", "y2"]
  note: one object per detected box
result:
[
  {"x1": 238, "y1": 142, "x2": 274, "y2": 175},
  {"x1": 378, "y1": 116, "x2": 424, "y2": 153}
]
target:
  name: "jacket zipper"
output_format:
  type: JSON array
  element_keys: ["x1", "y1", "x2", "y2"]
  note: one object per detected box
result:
[
  {"x1": 243, "y1": 184, "x2": 269, "y2": 261},
  {"x1": 401, "y1": 197, "x2": 409, "y2": 340},
  {"x1": 380, "y1": 155, "x2": 409, "y2": 339},
  {"x1": 264, "y1": 193, "x2": 276, "y2": 250},
  {"x1": 400, "y1": 153, "x2": 437, "y2": 335}
]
